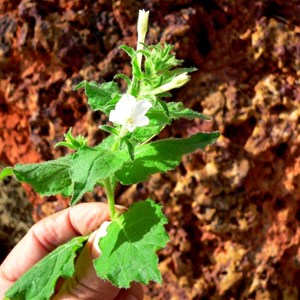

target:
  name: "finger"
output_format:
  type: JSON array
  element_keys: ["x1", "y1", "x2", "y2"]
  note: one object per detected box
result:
[
  {"x1": 115, "y1": 282, "x2": 144, "y2": 300},
  {"x1": 0, "y1": 202, "x2": 110, "y2": 288},
  {"x1": 53, "y1": 228, "x2": 120, "y2": 300}
]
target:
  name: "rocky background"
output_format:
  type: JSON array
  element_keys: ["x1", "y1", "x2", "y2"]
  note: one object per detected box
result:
[{"x1": 1, "y1": 0, "x2": 300, "y2": 299}]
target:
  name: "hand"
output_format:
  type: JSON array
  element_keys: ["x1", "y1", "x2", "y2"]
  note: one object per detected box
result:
[{"x1": 0, "y1": 202, "x2": 143, "y2": 299}]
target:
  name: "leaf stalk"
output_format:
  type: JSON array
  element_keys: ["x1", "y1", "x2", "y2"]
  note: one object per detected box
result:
[{"x1": 103, "y1": 178, "x2": 116, "y2": 220}]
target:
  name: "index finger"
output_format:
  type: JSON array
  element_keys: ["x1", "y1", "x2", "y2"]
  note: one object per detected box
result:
[{"x1": 0, "y1": 202, "x2": 110, "y2": 289}]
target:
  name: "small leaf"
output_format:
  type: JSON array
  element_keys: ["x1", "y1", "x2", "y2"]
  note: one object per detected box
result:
[
  {"x1": 0, "y1": 167, "x2": 13, "y2": 180},
  {"x1": 99, "y1": 125, "x2": 119, "y2": 135},
  {"x1": 168, "y1": 102, "x2": 210, "y2": 120},
  {"x1": 119, "y1": 45, "x2": 136, "y2": 58},
  {"x1": 5, "y1": 236, "x2": 88, "y2": 300},
  {"x1": 55, "y1": 128, "x2": 87, "y2": 150},
  {"x1": 114, "y1": 74, "x2": 131, "y2": 87},
  {"x1": 132, "y1": 57, "x2": 143, "y2": 79},
  {"x1": 70, "y1": 147, "x2": 126, "y2": 205},
  {"x1": 94, "y1": 199, "x2": 169, "y2": 288},
  {"x1": 157, "y1": 99, "x2": 170, "y2": 116},
  {"x1": 132, "y1": 108, "x2": 171, "y2": 142},
  {"x1": 12, "y1": 155, "x2": 73, "y2": 197},
  {"x1": 116, "y1": 132, "x2": 220, "y2": 185},
  {"x1": 73, "y1": 80, "x2": 86, "y2": 90},
  {"x1": 54, "y1": 141, "x2": 78, "y2": 150},
  {"x1": 78, "y1": 81, "x2": 120, "y2": 114}
]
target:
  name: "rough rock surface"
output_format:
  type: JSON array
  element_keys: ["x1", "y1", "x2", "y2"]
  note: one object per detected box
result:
[
  {"x1": 1, "y1": 0, "x2": 300, "y2": 299},
  {"x1": 0, "y1": 173, "x2": 33, "y2": 263}
]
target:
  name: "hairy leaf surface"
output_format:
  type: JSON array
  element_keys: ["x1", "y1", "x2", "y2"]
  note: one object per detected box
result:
[
  {"x1": 116, "y1": 132, "x2": 220, "y2": 185},
  {"x1": 12, "y1": 155, "x2": 73, "y2": 197},
  {"x1": 75, "y1": 81, "x2": 120, "y2": 114},
  {"x1": 70, "y1": 147, "x2": 126, "y2": 205},
  {"x1": 5, "y1": 236, "x2": 88, "y2": 300},
  {"x1": 94, "y1": 199, "x2": 169, "y2": 288}
]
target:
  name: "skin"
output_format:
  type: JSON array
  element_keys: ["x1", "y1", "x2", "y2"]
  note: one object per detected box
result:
[{"x1": 0, "y1": 202, "x2": 143, "y2": 300}]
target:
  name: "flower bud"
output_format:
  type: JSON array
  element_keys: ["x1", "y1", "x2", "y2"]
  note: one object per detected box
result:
[
  {"x1": 151, "y1": 72, "x2": 190, "y2": 94},
  {"x1": 137, "y1": 9, "x2": 150, "y2": 67}
]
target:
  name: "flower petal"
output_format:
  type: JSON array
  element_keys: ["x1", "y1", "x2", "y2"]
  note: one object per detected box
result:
[
  {"x1": 132, "y1": 100, "x2": 152, "y2": 118},
  {"x1": 109, "y1": 110, "x2": 125, "y2": 125},
  {"x1": 115, "y1": 94, "x2": 137, "y2": 114},
  {"x1": 134, "y1": 115, "x2": 150, "y2": 127},
  {"x1": 125, "y1": 122, "x2": 137, "y2": 132}
]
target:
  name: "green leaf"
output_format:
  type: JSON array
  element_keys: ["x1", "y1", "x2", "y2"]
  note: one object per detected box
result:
[
  {"x1": 0, "y1": 167, "x2": 13, "y2": 180},
  {"x1": 116, "y1": 132, "x2": 220, "y2": 185},
  {"x1": 94, "y1": 199, "x2": 169, "y2": 288},
  {"x1": 73, "y1": 80, "x2": 86, "y2": 90},
  {"x1": 168, "y1": 102, "x2": 210, "y2": 120},
  {"x1": 94, "y1": 135, "x2": 117, "y2": 151},
  {"x1": 132, "y1": 107, "x2": 171, "y2": 142},
  {"x1": 70, "y1": 147, "x2": 126, "y2": 205},
  {"x1": 119, "y1": 45, "x2": 136, "y2": 58},
  {"x1": 99, "y1": 125, "x2": 119, "y2": 135},
  {"x1": 124, "y1": 140, "x2": 135, "y2": 161},
  {"x1": 12, "y1": 155, "x2": 73, "y2": 197},
  {"x1": 77, "y1": 80, "x2": 120, "y2": 114},
  {"x1": 157, "y1": 99, "x2": 170, "y2": 116},
  {"x1": 114, "y1": 74, "x2": 131, "y2": 87},
  {"x1": 5, "y1": 236, "x2": 88, "y2": 300},
  {"x1": 55, "y1": 128, "x2": 87, "y2": 150}
]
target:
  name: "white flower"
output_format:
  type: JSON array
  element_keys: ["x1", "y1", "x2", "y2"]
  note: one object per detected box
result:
[
  {"x1": 151, "y1": 72, "x2": 190, "y2": 94},
  {"x1": 137, "y1": 9, "x2": 150, "y2": 67},
  {"x1": 109, "y1": 94, "x2": 152, "y2": 134}
]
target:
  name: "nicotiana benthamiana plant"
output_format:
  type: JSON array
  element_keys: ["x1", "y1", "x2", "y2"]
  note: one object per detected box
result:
[{"x1": 1, "y1": 9, "x2": 220, "y2": 299}]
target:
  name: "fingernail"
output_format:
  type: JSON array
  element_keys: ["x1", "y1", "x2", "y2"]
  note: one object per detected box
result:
[{"x1": 123, "y1": 295, "x2": 138, "y2": 300}]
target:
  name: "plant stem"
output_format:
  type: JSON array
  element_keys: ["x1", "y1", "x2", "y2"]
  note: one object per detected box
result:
[{"x1": 103, "y1": 178, "x2": 116, "y2": 220}]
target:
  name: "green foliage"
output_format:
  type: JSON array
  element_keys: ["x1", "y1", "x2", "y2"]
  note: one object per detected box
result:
[
  {"x1": 132, "y1": 106, "x2": 170, "y2": 142},
  {"x1": 167, "y1": 102, "x2": 210, "y2": 120},
  {"x1": 75, "y1": 80, "x2": 121, "y2": 114},
  {"x1": 70, "y1": 147, "x2": 126, "y2": 205},
  {"x1": 11, "y1": 155, "x2": 74, "y2": 197},
  {"x1": 94, "y1": 199, "x2": 169, "y2": 288},
  {"x1": 1, "y1": 10, "x2": 221, "y2": 296},
  {"x1": 116, "y1": 132, "x2": 220, "y2": 185},
  {"x1": 55, "y1": 128, "x2": 87, "y2": 150},
  {"x1": 140, "y1": 43, "x2": 195, "y2": 92},
  {"x1": 0, "y1": 167, "x2": 13, "y2": 180},
  {"x1": 142, "y1": 43, "x2": 183, "y2": 75},
  {"x1": 5, "y1": 236, "x2": 88, "y2": 300}
]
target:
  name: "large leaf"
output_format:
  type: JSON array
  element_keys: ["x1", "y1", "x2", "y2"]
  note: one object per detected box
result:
[
  {"x1": 5, "y1": 236, "x2": 88, "y2": 300},
  {"x1": 70, "y1": 147, "x2": 126, "y2": 205},
  {"x1": 94, "y1": 199, "x2": 169, "y2": 288},
  {"x1": 116, "y1": 132, "x2": 220, "y2": 185},
  {"x1": 12, "y1": 155, "x2": 73, "y2": 197},
  {"x1": 75, "y1": 80, "x2": 120, "y2": 114}
]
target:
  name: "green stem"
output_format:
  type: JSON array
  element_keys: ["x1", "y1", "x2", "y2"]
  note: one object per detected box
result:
[
  {"x1": 103, "y1": 178, "x2": 116, "y2": 220},
  {"x1": 103, "y1": 135, "x2": 122, "y2": 220}
]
